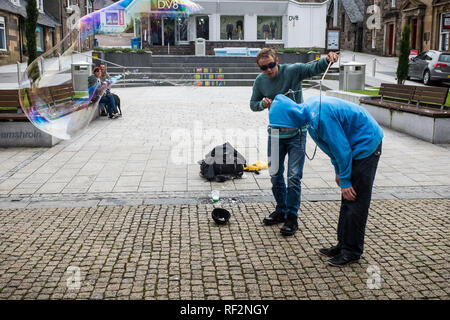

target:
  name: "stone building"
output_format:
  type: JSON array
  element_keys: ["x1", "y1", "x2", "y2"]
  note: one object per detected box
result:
[
  {"x1": 0, "y1": 0, "x2": 61, "y2": 65},
  {"x1": 0, "y1": 0, "x2": 94, "y2": 66}
]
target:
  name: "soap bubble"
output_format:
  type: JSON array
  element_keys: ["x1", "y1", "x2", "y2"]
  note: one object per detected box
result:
[{"x1": 19, "y1": 0, "x2": 202, "y2": 140}]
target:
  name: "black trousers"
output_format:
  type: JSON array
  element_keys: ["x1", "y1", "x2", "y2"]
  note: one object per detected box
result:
[{"x1": 337, "y1": 142, "x2": 382, "y2": 258}]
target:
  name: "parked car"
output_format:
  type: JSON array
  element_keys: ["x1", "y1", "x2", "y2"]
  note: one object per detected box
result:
[{"x1": 408, "y1": 50, "x2": 450, "y2": 85}]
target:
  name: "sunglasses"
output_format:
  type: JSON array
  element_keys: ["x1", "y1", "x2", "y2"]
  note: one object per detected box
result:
[{"x1": 259, "y1": 61, "x2": 277, "y2": 71}]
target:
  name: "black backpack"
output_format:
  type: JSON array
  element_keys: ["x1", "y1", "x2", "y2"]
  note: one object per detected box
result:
[{"x1": 199, "y1": 142, "x2": 246, "y2": 182}]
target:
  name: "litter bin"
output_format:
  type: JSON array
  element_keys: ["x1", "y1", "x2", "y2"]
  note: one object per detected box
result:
[
  {"x1": 339, "y1": 62, "x2": 366, "y2": 91},
  {"x1": 71, "y1": 62, "x2": 92, "y2": 92},
  {"x1": 195, "y1": 38, "x2": 206, "y2": 56},
  {"x1": 131, "y1": 37, "x2": 140, "y2": 50}
]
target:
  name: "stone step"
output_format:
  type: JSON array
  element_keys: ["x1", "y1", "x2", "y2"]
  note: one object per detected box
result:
[
  {"x1": 114, "y1": 72, "x2": 259, "y2": 80},
  {"x1": 110, "y1": 66, "x2": 261, "y2": 73},
  {"x1": 112, "y1": 79, "x2": 326, "y2": 88}
]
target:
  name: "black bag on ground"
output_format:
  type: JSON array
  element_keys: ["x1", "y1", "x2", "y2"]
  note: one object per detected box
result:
[{"x1": 199, "y1": 142, "x2": 246, "y2": 182}]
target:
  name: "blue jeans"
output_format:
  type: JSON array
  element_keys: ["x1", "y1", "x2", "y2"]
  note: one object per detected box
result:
[
  {"x1": 268, "y1": 132, "x2": 306, "y2": 217},
  {"x1": 337, "y1": 142, "x2": 382, "y2": 258},
  {"x1": 100, "y1": 93, "x2": 118, "y2": 116}
]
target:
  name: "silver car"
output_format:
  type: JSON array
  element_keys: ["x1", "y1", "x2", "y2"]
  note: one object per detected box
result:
[{"x1": 408, "y1": 50, "x2": 450, "y2": 85}]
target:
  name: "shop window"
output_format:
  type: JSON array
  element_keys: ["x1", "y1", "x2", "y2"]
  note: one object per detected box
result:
[
  {"x1": 176, "y1": 17, "x2": 188, "y2": 42},
  {"x1": 0, "y1": 17, "x2": 6, "y2": 51},
  {"x1": 87, "y1": 0, "x2": 93, "y2": 14},
  {"x1": 36, "y1": 26, "x2": 44, "y2": 52},
  {"x1": 196, "y1": 16, "x2": 209, "y2": 40},
  {"x1": 257, "y1": 16, "x2": 282, "y2": 40},
  {"x1": 36, "y1": 0, "x2": 44, "y2": 13},
  {"x1": 440, "y1": 13, "x2": 450, "y2": 51},
  {"x1": 220, "y1": 16, "x2": 244, "y2": 40}
]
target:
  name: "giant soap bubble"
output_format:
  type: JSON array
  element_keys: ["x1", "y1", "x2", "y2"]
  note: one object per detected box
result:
[{"x1": 19, "y1": 0, "x2": 202, "y2": 140}]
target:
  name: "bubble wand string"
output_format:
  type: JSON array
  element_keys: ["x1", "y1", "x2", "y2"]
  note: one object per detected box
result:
[{"x1": 283, "y1": 59, "x2": 334, "y2": 161}]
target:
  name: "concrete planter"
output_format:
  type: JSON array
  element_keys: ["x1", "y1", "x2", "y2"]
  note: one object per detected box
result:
[
  {"x1": 94, "y1": 51, "x2": 153, "y2": 68},
  {"x1": 277, "y1": 52, "x2": 320, "y2": 64},
  {"x1": 326, "y1": 90, "x2": 450, "y2": 144},
  {"x1": 0, "y1": 122, "x2": 61, "y2": 147}
]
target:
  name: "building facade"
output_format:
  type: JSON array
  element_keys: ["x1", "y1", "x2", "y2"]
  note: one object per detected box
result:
[
  {"x1": 329, "y1": 0, "x2": 450, "y2": 56},
  {"x1": 127, "y1": 0, "x2": 328, "y2": 50},
  {"x1": 0, "y1": 0, "x2": 93, "y2": 66}
]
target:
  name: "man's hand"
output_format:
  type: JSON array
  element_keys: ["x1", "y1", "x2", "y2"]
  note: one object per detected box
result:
[
  {"x1": 335, "y1": 174, "x2": 340, "y2": 187},
  {"x1": 342, "y1": 186, "x2": 357, "y2": 201},
  {"x1": 326, "y1": 51, "x2": 339, "y2": 63},
  {"x1": 262, "y1": 97, "x2": 273, "y2": 109}
]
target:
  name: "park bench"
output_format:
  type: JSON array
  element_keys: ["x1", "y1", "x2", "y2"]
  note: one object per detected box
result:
[
  {"x1": 360, "y1": 83, "x2": 449, "y2": 117},
  {"x1": 358, "y1": 83, "x2": 449, "y2": 144},
  {"x1": 0, "y1": 89, "x2": 28, "y2": 121}
]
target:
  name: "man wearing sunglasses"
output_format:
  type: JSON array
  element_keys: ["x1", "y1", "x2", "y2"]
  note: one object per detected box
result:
[{"x1": 250, "y1": 48, "x2": 338, "y2": 236}]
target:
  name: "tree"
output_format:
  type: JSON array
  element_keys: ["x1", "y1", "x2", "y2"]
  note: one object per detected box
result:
[
  {"x1": 25, "y1": 0, "x2": 40, "y2": 81},
  {"x1": 396, "y1": 23, "x2": 411, "y2": 84},
  {"x1": 25, "y1": 0, "x2": 39, "y2": 66}
]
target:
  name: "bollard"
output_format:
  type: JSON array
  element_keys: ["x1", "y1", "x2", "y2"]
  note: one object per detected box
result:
[
  {"x1": 372, "y1": 58, "x2": 376, "y2": 77},
  {"x1": 16, "y1": 62, "x2": 21, "y2": 86}
]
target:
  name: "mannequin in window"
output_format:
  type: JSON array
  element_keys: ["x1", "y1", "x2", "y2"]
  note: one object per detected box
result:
[
  {"x1": 262, "y1": 24, "x2": 270, "y2": 40},
  {"x1": 270, "y1": 22, "x2": 277, "y2": 39},
  {"x1": 226, "y1": 23, "x2": 233, "y2": 40},
  {"x1": 236, "y1": 20, "x2": 243, "y2": 40}
]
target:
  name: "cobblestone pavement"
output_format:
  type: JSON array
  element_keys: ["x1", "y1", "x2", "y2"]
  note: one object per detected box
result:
[{"x1": 0, "y1": 199, "x2": 448, "y2": 300}]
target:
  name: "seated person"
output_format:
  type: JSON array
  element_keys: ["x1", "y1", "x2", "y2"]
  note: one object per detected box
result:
[
  {"x1": 269, "y1": 94, "x2": 384, "y2": 267},
  {"x1": 88, "y1": 67, "x2": 119, "y2": 119},
  {"x1": 100, "y1": 64, "x2": 121, "y2": 115}
]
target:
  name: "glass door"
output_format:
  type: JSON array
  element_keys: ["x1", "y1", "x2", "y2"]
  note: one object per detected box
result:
[{"x1": 163, "y1": 17, "x2": 175, "y2": 45}]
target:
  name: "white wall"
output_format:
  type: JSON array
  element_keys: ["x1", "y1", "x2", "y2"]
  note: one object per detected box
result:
[
  {"x1": 286, "y1": 2, "x2": 327, "y2": 48},
  {"x1": 187, "y1": 0, "x2": 328, "y2": 47}
]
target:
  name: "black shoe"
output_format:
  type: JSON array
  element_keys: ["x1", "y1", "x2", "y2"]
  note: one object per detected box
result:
[
  {"x1": 280, "y1": 214, "x2": 298, "y2": 236},
  {"x1": 319, "y1": 245, "x2": 341, "y2": 258},
  {"x1": 327, "y1": 254, "x2": 360, "y2": 267},
  {"x1": 263, "y1": 211, "x2": 286, "y2": 226}
]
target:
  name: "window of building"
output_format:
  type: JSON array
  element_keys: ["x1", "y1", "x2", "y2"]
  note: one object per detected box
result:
[
  {"x1": 87, "y1": 0, "x2": 93, "y2": 14},
  {"x1": 67, "y1": 0, "x2": 73, "y2": 8},
  {"x1": 36, "y1": 0, "x2": 44, "y2": 13},
  {"x1": 391, "y1": 0, "x2": 396, "y2": 7},
  {"x1": 36, "y1": 26, "x2": 44, "y2": 52},
  {"x1": 257, "y1": 16, "x2": 282, "y2": 40},
  {"x1": 220, "y1": 16, "x2": 244, "y2": 40},
  {"x1": 372, "y1": 29, "x2": 376, "y2": 49},
  {"x1": 440, "y1": 12, "x2": 450, "y2": 51},
  {"x1": 0, "y1": 17, "x2": 6, "y2": 51},
  {"x1": 176, "y1": 17, "x2": 188, "y2": 43},
  {"x1": 196, "y1": 16, "x2": 209, "y2": 40}
]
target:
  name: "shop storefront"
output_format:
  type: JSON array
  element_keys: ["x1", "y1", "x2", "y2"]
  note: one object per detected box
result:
[{"x1": 126, "y1": 0, "x2": 328, "y2": 49}]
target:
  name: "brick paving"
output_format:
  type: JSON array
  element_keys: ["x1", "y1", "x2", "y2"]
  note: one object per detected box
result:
[
  {"x1": 0, "y1": 86, "x2": 448, "y2": 300},
  {"x1": 0, "y1": 199, "x2": 448, "y2": 300}
]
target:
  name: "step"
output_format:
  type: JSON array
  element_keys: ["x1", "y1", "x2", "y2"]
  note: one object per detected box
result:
[
  {"x1": 112, "y1": 78, "x2": 327, "y2": 88},
  {"x1": 109, "y1": 66, "x2": 261, "y2": 73},
  {"x1": 112, "y1": 72, "x2": 259, "y2": 80}
]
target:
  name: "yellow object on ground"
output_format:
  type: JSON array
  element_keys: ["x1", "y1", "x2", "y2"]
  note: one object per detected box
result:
[{"x1": 244, "y1": 160, "x2": 268, "y2": 172}]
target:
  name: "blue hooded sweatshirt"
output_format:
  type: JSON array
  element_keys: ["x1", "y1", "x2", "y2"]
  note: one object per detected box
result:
[{"x1": 269, "y1": 94, "x2": 383, "y2": 189}]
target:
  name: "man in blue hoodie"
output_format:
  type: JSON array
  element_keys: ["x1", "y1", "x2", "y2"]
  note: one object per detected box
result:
[
  {"x1": 250, "y1": 48, "x2": 339, "y2": 236},
  {"x1": 269, "y1": 94, "x2": 383, "y2": 266}
]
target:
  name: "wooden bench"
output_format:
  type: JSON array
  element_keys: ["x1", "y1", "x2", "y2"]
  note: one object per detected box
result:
[
  {"x1": 412, "y1": 86, "x2": 448, "y2": 110},
  {"x1": 379, "y1": 83, "x2": 416, "y2": 104},
  {"x1": 361, "y1": 83, "x2": 449, "y2": 117},
  {"x1": 0, "y1": 89, "x2": 28, "y2": 121}
]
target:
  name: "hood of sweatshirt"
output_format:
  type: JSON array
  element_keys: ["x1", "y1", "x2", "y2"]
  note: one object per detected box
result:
[{"x1": 268, "y1": 94, "x2": 311, "y2": 129}]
